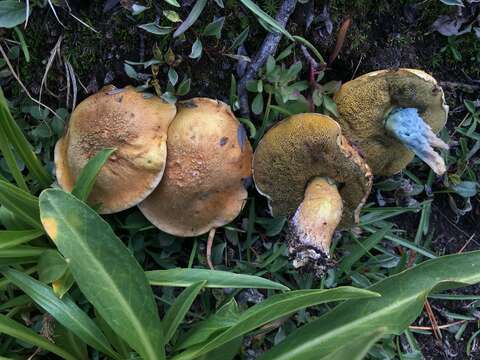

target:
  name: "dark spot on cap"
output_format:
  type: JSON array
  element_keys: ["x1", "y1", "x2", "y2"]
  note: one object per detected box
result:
[
  {"x1": 220, "y1": 137, "x2": 228, "y2": 146},
  {"x1": 116, "y1": 96, "x2": 123, "y2": 103},
  {"x1": 242, "y1": 176, "x2": 253, "y2": 189},
  {"x1": 180, "y1": 100, "x2": 198, "y2": 108}
]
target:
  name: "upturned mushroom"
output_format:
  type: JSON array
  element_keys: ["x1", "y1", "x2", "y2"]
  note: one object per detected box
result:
[
  {"x1": 253, "y1": 113, "x2": 372, "y2": 275},
  {"x1": 334, "y1": 68, "x2": 449, "y2": 176},
  {"x1": 139, "y1": 98, "x2": 252, "y2": 262},
  {"x1": 55, "y1": 85, "x2": 176, "y2": 213}
]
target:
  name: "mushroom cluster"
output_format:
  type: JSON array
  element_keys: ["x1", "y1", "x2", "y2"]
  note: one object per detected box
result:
[
  {"x1": 55, "y1": 87, "x2": 253, "y2": 244},
  {"x1": 55, "y1": 67, "x2": 448, "y2": 276}
]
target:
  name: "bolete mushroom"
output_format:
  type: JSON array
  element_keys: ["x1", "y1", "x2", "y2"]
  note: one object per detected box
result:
[
  {"x1": 139, "y1": 98, "x2": 252, "y2": 254},
  {"x1": 334, "y1": 68, "x2": 449, "y2": 176},
  {"x1": 253, "y1": 113, "x2": 372, "y2": 275},
  {"x1": 55, "y1": 85, "x2": 176, "y2": 213}
]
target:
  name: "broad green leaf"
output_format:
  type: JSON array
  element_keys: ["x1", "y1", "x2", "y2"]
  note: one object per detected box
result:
[
  {"x1": 176, "y1": 299, "x2": 239, "y2": 350},
  {"x1": 39, "y1": 189, "x2": 164, "y2": 360},
  {"x1": 0, "y1": 0, "x2": 28, "y2": 28},
  {"x1": 0, "y1": 314, "x2": 76, "y2": 360},
  {"x1": 0, "y1": 88, "x2": 52, "y2": 187},
  {"x1": 95, "y1": 310, "x2": 133, "y2": 359},
  {"x1": 0, "y1": 179, "x2": 41, "y2": 229},
  {"x1": 171, "y1": 287, "x2": 379, "y2": 360},
  {"x1": 146, "y1": 268, "x2": 289, "y2": 291},
  {"x1": 203, "y1": 17, "x2": 225, "y2": 39},
  {"x1": 0, "y1": 229, "x2": 44, "y2": 249},
  {"x1": 164, "y1": 281, "x2": 206, "y2": 343},
  {"x1": 319, "y1": 329, "x2": 385, "y2": 360},
  {"x1": 259, "y1": 251, "x2": 480, "y2": 360},
  {"x1": 52, "y1": 268, "x2": 75, "y2": 298},
  {"x1": 71, "y1": 148, "x2": 115, "y2": 202},
  {"x1": 189, "y1": 38, "x2": 203, "y2": 59},
  {"x1": 238, "y1": 0, "x2": 293, "y2": 40},
  {"x1": 138, "y1": 22, "x2": 173, "y2": 35},
  {"x1": 176, "y1": 78, "x2": 191, "y2": 96},
  {"x1": 38, "y1": 250, "x2": 68, "y2": 283},
  {"x1": 173, "y1": 0, "x2": 207, "y2": 38},
  {"x1": 198, "y1": 337, "x2": 242, "y2": 360},
  {"x1": 2, "y1": 268, "x2": 119, "y2": 360}
]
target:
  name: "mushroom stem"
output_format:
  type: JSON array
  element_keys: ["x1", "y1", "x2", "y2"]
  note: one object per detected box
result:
[
  {"x1": 288, "y1": 177, "x2": 343, "y2": 275},
  {"x1": 385, "y1": 108, "x2": 448, "y2": 175}
]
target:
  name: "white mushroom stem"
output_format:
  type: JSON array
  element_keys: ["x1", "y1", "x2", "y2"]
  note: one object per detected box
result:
[
  {"x1": 385, "y1": 108, "x2": 449, "y2": 175},
  {"x1": 288, "y1": 177, "x2": 343, "y2": 273}
]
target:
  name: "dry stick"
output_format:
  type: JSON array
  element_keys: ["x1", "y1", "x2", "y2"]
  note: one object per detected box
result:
[
  {"x1": 237, "y1": 0, "x2": 297, "y2": 116},
  {"x1": 206, "y1": 228, "x2": 216, "y2": 270},
  {"x1": 0, "y1": 43, "x2": 61, "y2": 120},
  {"x1": 424, "y1": 300, "x2": 442, "y2": 340},
  {"x1": 409, "y1": 320, "x2": 466, "y2": 331}
]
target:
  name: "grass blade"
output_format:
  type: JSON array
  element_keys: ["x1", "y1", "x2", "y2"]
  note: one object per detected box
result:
[
  {"x1": 0, "y1": 314, "x2": 77, "y2": 360},
  {"x1": 39, "y1": 188, "x2": 165, "y2": 360},
  {"x1": 320, "y1": 329, "x2": 385, "y2": 360},
  {"x1": 238, "y1": 0, "x2": 293, "y2": 40},
  {"x1": 0, "y1": 87, "x2": 52, "y2": 187},
  {"x1": 146, "y1": 268, "x2": 289, "y2": 291},
  {"x1": 0, "y1": 178, "x2": 41, "y2": 229},
  {"x1": 71, "y1": 148, "x2": 115, "y2": 202},
  {"x1": 172, "y1": 287, "x2": 379, "y2": 360},
  {"x1": 0, "y1": 229, "x2": 44, "y2": 249},
  {"x1": 2, "y1": 268, "x2": 120, "y2": 360},
  {"x1": 173, "y1": 0, "x2": 207, "y2": 38},
  {"x1": 0, "y1": 245, "x2": 46, "y2": 258},
  {"x1": 163, "y1": 281, "x2": 206, "y2": 343},
  {"x1": 0, "y1": 117, "x2": 28, "y2": 191}
]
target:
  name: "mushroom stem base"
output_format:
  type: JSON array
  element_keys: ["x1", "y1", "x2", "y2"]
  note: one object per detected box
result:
[
  {"x1": 286, "y1": 177, "x2": 343, "y2": 276},
  {"x1": 385, "y1": 108, "x2": 448, "y2": 175}
]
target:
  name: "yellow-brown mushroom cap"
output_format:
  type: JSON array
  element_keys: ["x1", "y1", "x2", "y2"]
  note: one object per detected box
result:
[
  {"x1": 253, "y1": 113, "x2": 372, "y2": 229},
  {"x1": 54, "y1": 85, "x2": 176, "y2": 214},
  {"x1": 139, "y1": 98, "x2": 253, "y2": 237},
  {"x1": 334, "y1": 68, "x2": 448, "y2": 176}
]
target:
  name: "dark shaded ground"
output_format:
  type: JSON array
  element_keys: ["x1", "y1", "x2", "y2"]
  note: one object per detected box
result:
[{"x1": 3, "y1": 0, "x2": 480, "y2": 358}]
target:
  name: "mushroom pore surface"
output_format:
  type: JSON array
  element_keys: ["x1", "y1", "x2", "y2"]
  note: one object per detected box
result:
[{"x1": 334, "y1": 69, "x2": 448, "y2": 176}]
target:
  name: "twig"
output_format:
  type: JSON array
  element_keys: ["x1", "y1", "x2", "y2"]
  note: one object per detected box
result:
[
  {"x1": 424, "y1": 300, "x2": 442, "y2": 339},
  {"x1": 439, "y1": 81, "x2": 480, "y2": 93},
  {"x1": 237, "y1": 0, "x2": 297, "y2": 116},
  {"x1": 328, "y1": 18, "x2": 352, "y2": 66},
  {"x1": 0, "y1": 42, "x2": 61, "y2": 120},
  {"x1": 409, "y1": 320, "x2": 466, "y2": 331}
]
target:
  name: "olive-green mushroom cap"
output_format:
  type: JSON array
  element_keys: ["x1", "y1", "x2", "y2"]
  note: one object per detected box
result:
[
  {"x1": 139, "y1": 98, "x2": 253, "y2": 237},
  {"x1": 55, "y1": 85, "x2": 177, "y2": 214},
  {"x1": 253, "y1": 113, "x2": 372, "y2": 229},
  {"x1": 334, "y1": 68, "x2": 448, "y2": 176}
]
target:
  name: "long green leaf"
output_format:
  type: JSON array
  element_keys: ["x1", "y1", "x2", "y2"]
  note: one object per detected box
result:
[
  {"x1": 0, "y1": 314, "x2": 77, "y2": 360},
  {"x1": 0, "y1": 115, "x2": 28, "y2": 191},
  {"x1": 0, "y1": 229, "x2": 44, "y2": 249},
  {"x1": 71, "y1": 148, "x2": 115, "y2": 202},
  {"x1": 259, "y1": 251, "x2": 480, "y2": 360},
  {"x1": 55, "y1": 324, "x2": 89, "y2": 360},
  {"x1": 0, "y1": 87, "x2": 53, "y2": 187},
  {"x1": 164, "y1": 281, "x2": 206, "y2": 343},
  {"x1": 0, "y1": 245, "x2": 46, "y2": 258},
  {"x1": 173, "y1": 0, "x2": 207, "y2": 38},
  {"x1": 238, "y1": 0, "x2": 293, "y2": 40},
  {"x1": 39, "y1": 188, "x2": 164, "y2": 360},
  {"x1": 2, "y1": 268, "x2": 119, "y2": 360},
  {"x1": 171, "y1": 287, "x2": 379, "y2": 360},
  {"x1": 147, "y1": 268, "x2": 289, "y2": 291},
  {"x1": 320, "y1": 329, "x2": 385, "y2": 360},
  {"x1": 0, "y1": 179, "x2": 41, "y2": 228}
]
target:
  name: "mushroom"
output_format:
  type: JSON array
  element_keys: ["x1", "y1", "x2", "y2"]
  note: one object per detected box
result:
[
  {"x1": 334, "y1": 68, "x2": 449, "y2": 176},
  {"x1": 253, "y1": 113, "x2": 372, "y2": 275},
  {"x1": 139, "y1": 98, "x2": 253, "y2": 263},
  {"x1": 55, "y1": 85, "x2": 176, "y2": 213}
]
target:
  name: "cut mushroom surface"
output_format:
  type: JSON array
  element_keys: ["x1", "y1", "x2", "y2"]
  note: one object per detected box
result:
[
  {"x1": 55, "y1": 85, "x2": 176, "y2": 214},
  {"x1": 334, "y1": 68, "x2": 449, "y2": 176},
  {"x1": 139, "y1": 98, "x2": 253, "y2": 237},
  {"x1": 253, "y1": 113, "x2": 372, "y2": 274}
]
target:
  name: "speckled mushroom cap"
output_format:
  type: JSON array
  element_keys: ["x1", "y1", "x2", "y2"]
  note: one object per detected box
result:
[
  {"x1": 54, "y1": 85, "x2": 176, "y2": 214},
  {"x1": 334, "y1": 68, "x2": 448, "y2": 176},
  {"x1": 253, "y1": 113, "x2": 372, "y2": 229},
  {"x1": 139, "y1": 98, "x2": 253, "y2": 237}
]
